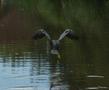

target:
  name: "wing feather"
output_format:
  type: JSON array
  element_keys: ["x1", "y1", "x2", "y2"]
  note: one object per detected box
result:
[
  {"x1": 32, "y1": 30, "x2": 45, "y2": 40},
  {"x1": 58, "y1": 29, "x2": 79, "y2": 41},
  {"x1": 32, "y1": 29, "x2": 51, "y2": 40},
  {"x1": 66, "y1": 31, "x2": 79, "y2": 40}
]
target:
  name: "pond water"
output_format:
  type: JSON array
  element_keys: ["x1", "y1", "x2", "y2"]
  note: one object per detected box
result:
[
  {"x1": 0, "y1": 40, "x2": 69, "y2": 90},
  {"x1": 0, "y1": 0, "x2": 109, "y2": 90},
  {"x1": 0, "y1": 40, "x2": 108, "y2": 90}
]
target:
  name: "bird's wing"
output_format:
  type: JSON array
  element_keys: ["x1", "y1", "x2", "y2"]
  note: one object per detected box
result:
[
  {"x1": 66, "y1": 30, "x2": 79, "y2": 40},
  {"x1": 32, "y1": 29, "x2": 51, "y2": 40},
  {"x1": 58, "y1": 29, "x2": 79, "y2": 41}
]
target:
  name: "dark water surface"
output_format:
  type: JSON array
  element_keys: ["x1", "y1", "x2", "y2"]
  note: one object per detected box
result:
[
  {"x1": 0, "y1": 0, "x2": 109, "y2": 90},
  {"x1": 0, "y1": 40, "x2": 108, "y2": 90}
]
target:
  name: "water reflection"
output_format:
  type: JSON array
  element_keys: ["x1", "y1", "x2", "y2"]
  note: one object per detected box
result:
[
  {"x1": 0, "y1": 40, "x2": 108, "y2": 90},
  {"x1": 0, "y1": 41, "x2": 70, "y2": 90},
  {"x1": 85, "y1": 86, "x2": 108, "y2": 90}
]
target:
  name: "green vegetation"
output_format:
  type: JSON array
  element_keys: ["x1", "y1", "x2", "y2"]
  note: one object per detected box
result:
[{"x1": 12, "y1": 0, "x2": 109, "y2": 27}]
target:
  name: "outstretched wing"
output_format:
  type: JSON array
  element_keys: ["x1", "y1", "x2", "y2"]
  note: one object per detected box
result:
[
  {"x1": 66, "y1": 30, "x2": 79, "y2": 40},
  {"x1": 58, "y1": 29, "x2": 79, "y2": 41},
  {"x1": 32, "y1": 29, "x2": 51, "y2": 40}
]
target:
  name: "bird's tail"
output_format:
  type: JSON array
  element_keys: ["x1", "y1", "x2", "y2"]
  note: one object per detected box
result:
[{"x1": 57, "y1": 53, "x2": 61, "y2": 59}]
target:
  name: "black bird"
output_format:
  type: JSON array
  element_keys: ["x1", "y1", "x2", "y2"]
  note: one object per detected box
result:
[{"x1": 32, "y1": 29, "x2": 78, "y2": 58}]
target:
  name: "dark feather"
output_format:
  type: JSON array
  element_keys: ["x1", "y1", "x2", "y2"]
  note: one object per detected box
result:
[
  {"x1": 66, "y1": 31, "x2": 79, "y2": 40},
  {"x1": 32, "y1": 31, "x2": 45, "y2": 40}
]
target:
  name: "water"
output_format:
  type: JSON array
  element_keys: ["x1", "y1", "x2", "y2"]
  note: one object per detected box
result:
[
  {"x1": 0, "y1": 41, "x2": 69, "y2": 90},
  {"x1": 0, "y1": 40, "x2": 108, "y2": 90},
  {"x1": 0, "y1": 0, "x2": 109, "y2": 90}
]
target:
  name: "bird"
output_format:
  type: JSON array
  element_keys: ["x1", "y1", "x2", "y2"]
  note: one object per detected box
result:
[{"x1": 32, "y1": 29, "x2": 79, "y2": 58}]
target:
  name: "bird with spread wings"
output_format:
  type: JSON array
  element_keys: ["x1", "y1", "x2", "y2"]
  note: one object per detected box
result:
[{"x1": 32, "y1": 29, "x2": 79, "y2": 58}]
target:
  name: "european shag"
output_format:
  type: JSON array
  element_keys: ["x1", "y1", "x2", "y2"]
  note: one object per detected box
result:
[{"x1": 32, "y1": 29, "x2": 79, "y2": 58}]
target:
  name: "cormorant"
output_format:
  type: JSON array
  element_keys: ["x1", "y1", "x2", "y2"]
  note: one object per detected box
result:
[{"x1": 32, "y1": 29, "x2": 79, "y2": 58}]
